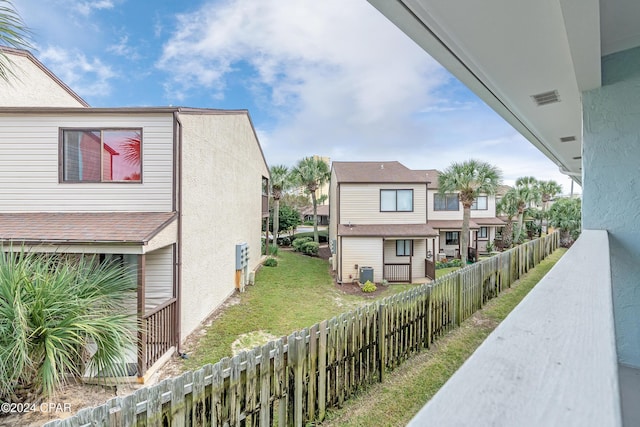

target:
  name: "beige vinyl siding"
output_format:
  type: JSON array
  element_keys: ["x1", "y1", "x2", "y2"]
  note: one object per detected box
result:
[
  {"x1": 145, "y1": 245, "x2": 174, "y2": 311},
  {"x1": 470, "y1": 195, "x2": 497, "y2": 219},
  {"x1": 428, "y1": 190, "x2": 499, "y2": 220},
  {"x1": 341, "y1": 237, "x2": 383, "y2": 283},
  {"x1": 178, "y1": 112, "x2": 269, "y2": 339},
  {"x1": 0, "y1": 113, "x2": 174, "y2": 212},
  {"x1": 428, "y1": 190, "x2": 462, "y2": 220},
  {"x1": 339, "y1": 183, "x2": 427, "y2": 225},
  {"x1": 383, "y1": 239, "x2": 426, "y2": 279}
]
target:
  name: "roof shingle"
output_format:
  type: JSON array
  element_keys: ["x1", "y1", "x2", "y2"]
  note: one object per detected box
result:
[{"x1": 0, "y1": 212, "x2": 177, "y2": 244}]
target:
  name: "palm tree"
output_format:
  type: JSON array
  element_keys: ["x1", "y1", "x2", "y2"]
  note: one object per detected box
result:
[
  {"x1": 290, "y1": 156, "x2": 330, "y2": 243},
  {"x1": 537, "y1": 179, "x2": 563, "y2": 234},
  {"x1": 497, "y1": 188, "x2": 519, "y2": 249},
  {"x1": 269, "y1": 164, "x2": 291, "y2": 253},
  {"x1": 0, "y1": 0, "x2": 32, "y2": 81},
  {"x1": 513, "y1": 176, "x2": 541, "y2": 242},
  {"x1": 438, "y1": 159, "x2": 502, "y2": 264},
  {"x1": 0, "y1": 251, "x2": 136, "y2": 400}
]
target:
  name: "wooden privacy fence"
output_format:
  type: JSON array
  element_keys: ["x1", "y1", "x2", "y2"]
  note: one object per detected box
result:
[{"x1": 45, "y1": 232, "x2": 559, "y2": 427}]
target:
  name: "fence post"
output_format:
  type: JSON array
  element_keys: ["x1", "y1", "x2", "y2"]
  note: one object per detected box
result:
[
  {"x1": 456, "y1": 273, "x2": 463, "y2": 326},
  {"x1": 290, "y1": 335, "x2": 305, "y2": 427},
  {"x1": 378, "y1": 303, "x2": 387, "y2": 383}
]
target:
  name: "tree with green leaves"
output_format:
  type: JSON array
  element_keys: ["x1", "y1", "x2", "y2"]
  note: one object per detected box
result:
[
  {"x1": 438, "y1": 159, "x2": 502, "y2": 263},
  {"x1": 548, "y1": 197, "x2": 581, "y2": 247},
  {"x1": 0, "y1": 0, "x2": 32, "y2": 81},
  {"x1": 497, "y1": 188, "x2": 520, "y2": 249},
  {"x1": 0, "y1": 251, "x2": 136, "y2": 401},
  {"x1": 537, "y1": 179, "x2": 563, "y2": 234},
  {"x1": 269, "y1": 165, "x2": 291, "y2": 253},
  {"x1": 290, "y1": 156, "x2": 330, "y2": 243},
  {"x1": 269, "y1": 203, "x2": 301, "y2": 240},
  {"x1": 513, "y1": 176, "x2": 541, "y2": 243}
]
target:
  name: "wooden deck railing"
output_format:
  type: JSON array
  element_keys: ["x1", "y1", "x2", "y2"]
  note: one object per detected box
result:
[
  {"x1": 141, "y1": 297, "x2": 177, "y2": 373},
  {"x1": 384, "y1": 263, "x2": 411, "y2": 282}
]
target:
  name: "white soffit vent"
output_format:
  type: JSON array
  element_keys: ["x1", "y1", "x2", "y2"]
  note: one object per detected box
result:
[
  {"x1": 560, "y1": 136, "x2": 577, "y2": 143},
  {"x1": 531, "y1": 90, "x2": 560, "y2": 106}
]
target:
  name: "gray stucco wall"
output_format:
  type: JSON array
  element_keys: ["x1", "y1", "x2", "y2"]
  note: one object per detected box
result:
[{"x1": 583, "y1": 46, "x2": 640, "y2": 368}]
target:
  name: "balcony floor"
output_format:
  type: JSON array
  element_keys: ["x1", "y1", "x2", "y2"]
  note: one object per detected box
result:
[{"x1": 620, "y1": 364, "x2": 640, "y2": 426}]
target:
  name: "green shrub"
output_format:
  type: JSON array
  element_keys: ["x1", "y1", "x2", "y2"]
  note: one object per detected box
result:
[
  {"x1": 435, "y1": 258, "x2": 463, "y2": 269},
  {"x1": 264, "y1": 257, "x2": 278, "y2": 267},
  {"x1": 269, "y1": 244, "x2": 279, "y2": 256},
  {"x1": 362, "y1": 280, "x2": 377, "y2": 293},
  {"x1": 277, "y1": 236, "x2": 292, "y2": 246},
  {"x1": 0, "y1": 251, "x2": 136, "y2": 401},
  {"x1": 300, "y1": 241, "x2": 319, "y2": 256},
  {"x1": 292, "y1": 236, "x2": 313, "y2": 251}
]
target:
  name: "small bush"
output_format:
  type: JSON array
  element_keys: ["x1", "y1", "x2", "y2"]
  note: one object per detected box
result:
[
  {"x1": 362, "y1": 280, "x2": 377, "y2": 293},
  {"x1": 277, "y1": 236, "x2": 292, "y2": 246},
  {"x1": 264, "y1": 257, "x2": 278, "y2": 267},
  {"x1": 292, "y1": 236, "x2": 313, "y2": 252},
  {"x1": 300, "y1": 241, "x2": 319, "y2": 256},
  {"x1": 435, "y1": 258, "x2": 463, "y2": 269}
]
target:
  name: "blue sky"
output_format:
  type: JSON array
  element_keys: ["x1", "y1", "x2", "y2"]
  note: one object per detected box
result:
[{"x1": 14, "y1": 0, "x2": 578, "y2": 193}]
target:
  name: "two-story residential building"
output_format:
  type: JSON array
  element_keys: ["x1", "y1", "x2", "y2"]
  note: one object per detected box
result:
[
  {"x1": 329, "y1": 161, "x2": 504, "y2": 284},
  {"x1": 427, "y1": 170, "x2": 505, "y2": 259},
  {"x1": 329, "y1": 161, "x2": 437, "y2": 284},
  {"x1": 0, "y1": 47, "x2": 270, "y2": 381}
]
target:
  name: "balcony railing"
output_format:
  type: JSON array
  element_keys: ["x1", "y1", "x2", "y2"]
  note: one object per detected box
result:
[
  {"x1": 384, "y1": 263, "x2": 411, "y2": 282},
  {"x1": 408, "y1": 230, "x2": 621, "y2": 426},
  {"x1": 140, "y1": 297, "x2": 178, "y2": 374}
]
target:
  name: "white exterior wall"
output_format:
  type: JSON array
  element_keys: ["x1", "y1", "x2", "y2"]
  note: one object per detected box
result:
[
  {"x1": 0, "y1": 52, "x2": 86, "y2": 107},
  {"x1": 0, "y1": 112, "x2": 174, "y2": 212},
  {"x1": 178, "y1": 112, "x2": 269, "y2": 339},
  {"x1": 341, "y1": 237, "x2": 383, "y2": 283},
  {"x1": 145, "y1": 245, "x2": 174, "y2": 311},
  {"x1": 340, "y1": 183, "x2": 427, "y2": 224}
]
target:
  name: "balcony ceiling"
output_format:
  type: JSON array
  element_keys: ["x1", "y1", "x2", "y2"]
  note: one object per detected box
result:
[{"x1": 367, "y1": 0, "x2": 640, "y2": 186}]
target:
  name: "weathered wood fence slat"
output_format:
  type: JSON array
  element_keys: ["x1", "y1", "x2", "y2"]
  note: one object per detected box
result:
[{"x1": 44, "y1": 232, "x2": 559, "y2": 427}]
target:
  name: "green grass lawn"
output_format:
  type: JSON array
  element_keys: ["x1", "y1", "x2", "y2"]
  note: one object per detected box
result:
[
  {"x1": 179, "y1": 247, "x2": 566, "y2": 425},
  {"x1": 181, "y1": 250, "x2": 414, "y2": 370},
  {"x1": 322, "y1": 247, "x2": 567, "y2": 426}
]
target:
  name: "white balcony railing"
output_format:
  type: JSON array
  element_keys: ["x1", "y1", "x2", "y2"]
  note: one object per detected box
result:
[{"x1": 408, "y1": 230, "x2": 621, "y2": 427}]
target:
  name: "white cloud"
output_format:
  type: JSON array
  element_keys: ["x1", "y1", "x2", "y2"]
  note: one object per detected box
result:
[
  {"x1": 158, "y1": 0, "x2": 578, "y2": 194},
  {"x1": 39, "y1": 46, "x2": 116, "y2": 97},
  {"x1": 74, "y1": 1, "x2": 115, "y2": 17}
]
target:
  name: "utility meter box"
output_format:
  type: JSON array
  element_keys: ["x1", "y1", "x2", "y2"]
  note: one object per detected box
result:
[{"x1": 235, "y1": 243, "x2": 249, "y2": 270}]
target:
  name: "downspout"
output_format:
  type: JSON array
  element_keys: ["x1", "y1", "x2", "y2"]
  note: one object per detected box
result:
[
  {"x1": 173, "y1": 111, "x2": 183, "y2": 353},
  {"x1": 337, "y1": 182, "x2": 342, "y2": 283}
]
